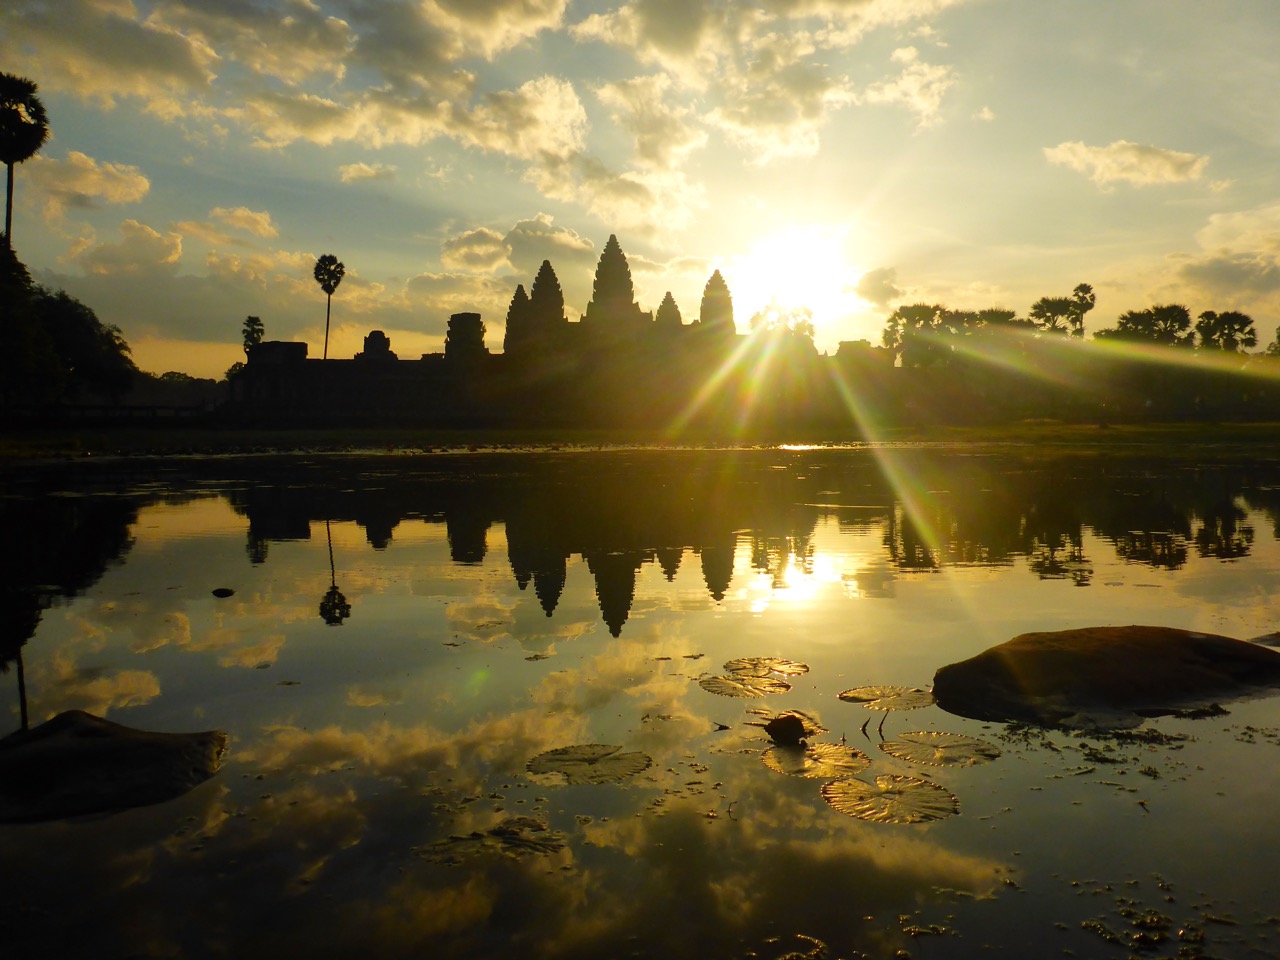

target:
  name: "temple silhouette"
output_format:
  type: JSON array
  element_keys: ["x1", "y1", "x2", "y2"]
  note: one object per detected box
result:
[{"x1": 228, "y1": 235, "x2": 892, "y2": 429}]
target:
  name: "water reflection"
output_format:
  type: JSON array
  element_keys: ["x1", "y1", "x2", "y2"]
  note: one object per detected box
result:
[
  {"x1": 4, "y1": 449, "x2": 1280, "y2": 959},
  {"x1": 208, "y1": 452, "x2": 1280, "y2": 637}
]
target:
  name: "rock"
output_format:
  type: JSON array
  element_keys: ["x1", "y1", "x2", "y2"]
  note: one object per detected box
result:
[
  {"x1": 0, "y1": 710, "x2": 228, "y2": 823},
  {"x1": 761, "y1": 714, "x2": 809, "y2": 745},
  {"x1": 932, "y1": 625, "x2": 1280, "y2": 728}
]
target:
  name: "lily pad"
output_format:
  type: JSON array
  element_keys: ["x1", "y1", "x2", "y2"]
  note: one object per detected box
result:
[
  {"x1": 526, "y1": 744, "x2": 652, "y2": 785},
  {"x1": 824, "y1": 773, "x2": 957, "y2": 829},
  {"x1": 837, "y1": 685, "x2": 934, "y2": 711},
  {"x1": 724, "y1": 657, "x2": 810, "y2": 677},
  {"x1": 419, "y1": 816, "x2": 566, "y2": 864},
  {"x1": 699, "y1": 674, "x2": 792, "y2": 698},
  {"x1": 879, "y1": 731, "x2": 1002, "y2": 767},
  {"x1": 821, "y1": 774, "x2": 959, "y2": 824},
  {"x1": 762, "y1": 742, "x2": 872, "y2": 779}
]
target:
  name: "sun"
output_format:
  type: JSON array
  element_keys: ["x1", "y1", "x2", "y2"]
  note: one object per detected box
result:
[{"x1": 721, "y1": 224, "x2": 866, "y2": 336}]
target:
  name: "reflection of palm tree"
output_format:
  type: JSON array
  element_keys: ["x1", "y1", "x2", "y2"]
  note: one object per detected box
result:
[
  {"x1": 319, "y1": 520, "x2": 351, "y2": 625},
  {"x1": 313, "y1": 254, "x2": 345, "y2": 360},
  {"x1": 0, "y1": 73, "x2": 50, "y2": 251}
]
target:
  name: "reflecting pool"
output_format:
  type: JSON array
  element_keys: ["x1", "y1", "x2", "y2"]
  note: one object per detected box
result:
[{"x1": 4, "y1": 447, "x2": 1280, "y2": 959}]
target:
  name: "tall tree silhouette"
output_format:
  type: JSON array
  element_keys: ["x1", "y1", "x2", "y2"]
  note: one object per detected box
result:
[
  {"x1": 1030, "y1": 283, "x2": 1094, "y2": 337},
  {"x1": 1195, "y1": 310, "x2": 1256, "y2": 352},
  {"x1": 242, "y1": 315, "x2": 264, "y2": 356},
  {"x1": 698, "y1": 270, "x2": 734, "y2": 337},
  {"x1": 313, "y1": 254, "x2": 345, "y2": 359},
  {"x1": 1096, "y1": 304, "x2": 1194, "y2": 346},
  {"x1": 0, "y1": 73, "x2": 51, "y2": 251},
  {"x1": 882, "y1": 303, "x2": 947, "y2": 367}
]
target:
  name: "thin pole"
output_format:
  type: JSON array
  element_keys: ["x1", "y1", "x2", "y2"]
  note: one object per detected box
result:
[
  {"x1": 17, "y1": 648, "x2": 28, "y2": 732},
  {"x1": 323, "y1": 293, "x2": 332, "y2": 359},
  {"x1": 327, "y1": 519, "x2": 336, "y2": 586},
  {"x1": 4, "y1": 163, "x2": 13, "y2": 250}
]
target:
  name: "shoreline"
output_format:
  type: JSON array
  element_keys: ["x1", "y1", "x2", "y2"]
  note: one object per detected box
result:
[{"x1": 5, "y1": 420, "x2": 1280, "y2": 464}]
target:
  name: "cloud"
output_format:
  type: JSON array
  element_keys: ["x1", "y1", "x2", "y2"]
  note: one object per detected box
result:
[
  {"x1": 706, "y1": 31, "x2": 856, "y2": 162},
  {"x1": 0, "y1": 0, "x2": 217, "y2": 111},
  {"x1": 402, "y1": 270, "x2": 514, "y2": 329},
  {"x1": 72, "y1": 219, "x2": 183, "y2": 275},
  {"x1": 339, "y1": 162, "x2": 397, "y2": 183},
  {"x1": 454, "y1": 75, "x2": 588, "y2": 160},
  {"x1": 503, "y1": 214, "x2": 596, "y2": 278},
  {"x1": 211, "y1": 206, "x2": 278, "y2": 238},
  {"x1": 429, "y1": 0, "x2": 571, "y2": 58},
  {"x1": 149, "y1": 0, "x2": 354, "y2": 85},
  {"x1": 25, "y1": 151, "x2": 150, "y2": 221},
  {"x1": 855, "y1": 267, "x2": 903, "y2": 306},
  {"x1": 762, "y1": 0, "x2": 970, "y2": 45},
  {"x1": 526, "y1": 154, "x2": 705, "y2": 233},
  {"x1": 343, "y1": 1, "x2": 475, "y2": 102},
  {"x1": 1174, "y1": 202, "x2": 1280, "y2": 301},
  {"x1": 1044, "y1": 139, "x2": 1211, "y2": 188},
  {"x1": 440, "y1": 227, "x2": 511, "y2": 273},
  {"x1": 595, "y1": 74, "x2": 707, "y2": 169},
  {"x1": 1193, "y1": 202, "x2": 1280, "y2": 257},
  {"x1": 861, "y1": 47, "x2": 954, "y2": 128},
  {"x1": 570, "y1": 1, "x2": 724, "y2": 83}
]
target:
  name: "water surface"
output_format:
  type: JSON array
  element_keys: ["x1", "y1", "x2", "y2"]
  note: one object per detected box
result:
[{"x1": 4, "y1": 448, "x2": 1280, "y2": 958}]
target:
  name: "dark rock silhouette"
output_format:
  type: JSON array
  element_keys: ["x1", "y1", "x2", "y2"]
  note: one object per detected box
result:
[
  {"x1": 933, "y1": 626, "x2": 1280, "y2": 728},
  {"x1": 0, "y1": 710, "x2": 227, "y2": 822}
]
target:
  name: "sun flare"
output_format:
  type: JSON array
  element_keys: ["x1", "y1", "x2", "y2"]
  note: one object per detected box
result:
[{"x1": 721, "y1": 224, "x2": 867, "y2": 333}]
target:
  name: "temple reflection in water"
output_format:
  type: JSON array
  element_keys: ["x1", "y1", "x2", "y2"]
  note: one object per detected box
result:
[{"x1": 212, "y1": 450, "x2": 1274, "y2": 638}]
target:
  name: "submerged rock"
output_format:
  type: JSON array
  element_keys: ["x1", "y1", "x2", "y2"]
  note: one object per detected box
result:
[
  {"x1": 932, "y1": 625, "x2": 1280, "y2": 728},
  {"x1": 0, "y1": 710, "x2": 228, "y2": 823}
]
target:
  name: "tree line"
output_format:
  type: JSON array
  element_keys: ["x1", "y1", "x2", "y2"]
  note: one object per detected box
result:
[{"x1": 881, "y1": 283, "x2": 1272, "y2": 367}]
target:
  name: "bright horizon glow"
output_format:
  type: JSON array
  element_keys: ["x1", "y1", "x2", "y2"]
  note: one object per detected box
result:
[{"x1": 721, "y1": 224, "x2": 868, "y2": 338}]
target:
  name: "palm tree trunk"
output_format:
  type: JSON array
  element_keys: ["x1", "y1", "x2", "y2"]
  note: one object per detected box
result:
[
  {"x1": 4, "y1": 162, "x2": 13, "y2": 250},
  {"x1": 324, "y1": 293, "x2": 332, "y2": 359},
  {"x1": 17, "y1": 648, "x2": 28, "y2": 732}
]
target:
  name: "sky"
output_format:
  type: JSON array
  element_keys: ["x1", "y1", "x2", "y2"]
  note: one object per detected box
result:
[{"x1": 4, "y1": 0, "x2": 1280, "y2": 379}]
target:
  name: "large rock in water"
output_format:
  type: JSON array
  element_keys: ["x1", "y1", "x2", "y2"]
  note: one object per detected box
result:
[
  {"x1": 0, "y1": 710, "x2": 228, "y2": 823},
  {"x1": 932, "y1": 625, "x2": 1280, "y2": 727}
]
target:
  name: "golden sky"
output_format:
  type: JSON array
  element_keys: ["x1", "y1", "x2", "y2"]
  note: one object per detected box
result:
[{"x1": 4, "y1": 0, "x2": 1278, "y2": 377}]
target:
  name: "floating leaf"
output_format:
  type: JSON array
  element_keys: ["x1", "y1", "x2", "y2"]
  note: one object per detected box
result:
[
  {"x1": 526, "y1": 744, "x2": 652, "y2": 785},
  {"x1": 837, "y1": 685, "x2": 934, "y2": 711},
  {"x1": 724, "y1": 657, "x2": 810, "y2": 677},
  {"x1": 821, "y1": 775, "x2": 959, "y2": 824},
  {"x1": 699, "y1": 674, "x2": 792, "y2": 698},
  {"x1": 879, "y1": 732, "x2": 1002, "y2": 767},
  {"x1": 746, "y1": 709, "x2": 828, "y2": 744},
  {"x1": 763, "y1": 742, "x2": 871, "y2": 779},
  {"x1": 418, "y1": 816, "x2": 566, "y2": 864}
]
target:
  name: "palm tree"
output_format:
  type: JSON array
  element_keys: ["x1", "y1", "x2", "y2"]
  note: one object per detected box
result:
[
  {"x1": 1195, "y1": 310, "x2": 1256, "y2": 352},
  {"x1": 0, "y1": 73, "x2": 51, "y2": 251},
  {"x1": 241, "y1": 315, "x2": 264, "y2": 356},
  {"x1": 313, "y1": 254, "x2": 345, "y2": 359}
]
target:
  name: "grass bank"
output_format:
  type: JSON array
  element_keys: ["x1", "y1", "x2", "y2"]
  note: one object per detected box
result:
[{"x1": 5, "y1": 420, "x2": 1280, "y2": 464}]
